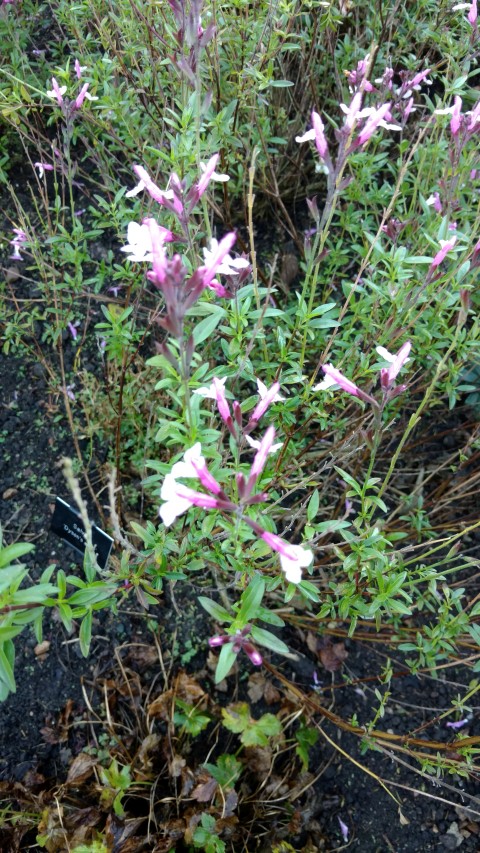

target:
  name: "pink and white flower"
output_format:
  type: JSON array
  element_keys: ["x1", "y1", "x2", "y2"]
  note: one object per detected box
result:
[
  {"x1": 159, "y1": 475, "x2": 220, "y2": 527},
  {"x1": 73, "y1": 83, "x2": 98, "y2": 109},
  {"x1": 209, "y1": 627, "x2": 263, "y2": 666},
  {"x1": 376, "y1": 342, "x2": 412, "y2": 388},
  {"x1": 46, "y1": 77, "x2": 67, "y2": 106},
  {"x1": 193, "y1": 376, "x2": 235, "y2": 432},
  {"x1": 202, "y1": 237, "x2": 249, "y2": 276},
  {"x1": 248, "y1": 379, "x2": 284, "y2": 426},
  {"x1": 34, "y1": 162, "x2": 54, "y2": 178},
  {"x1": 260, "y1": 530, "x2": 314, "y2": 584},
  {"x1": 435, "y1": 96, "x2": 463, "y2": 135},
  {"x1": 355, "y1": 102, "x2": 401, "y2": 146},
  {"x1": 430, "y1": 236, "x2": 457, "y2": 270},
  {"x1": 245, "y1": 434, "x2": 283, "y2": 454},
  {"x1": 426, "y1": 192, "x2": 442, "y2": 213},
  {"x1": 170, "y1": 442, "x2": 223, "y2": 495},
  {"x1": 245, "y1": 426, "x2": 277, "y2": 494},
  {"x1": 126, "y1": 165, "x2": 184, "y2": 216},
  {"x1": 197, "y1": 154, "x2": 230, "y2": 195},
  {"x1": 314, "y1": 364, "x2": 362, "y2": 396},
  {"x1": 453, "y1": 0, "x2": 477, "y2": 25},
  {"x1": 295, "y1": 111, "x2": 329, "y2": 159},
  {"x1": 9, "y1": 227, "x2": 27, "y2": 261},
  {"x1": 120, "y1": 220, "x2": 173, "y2": 263}
]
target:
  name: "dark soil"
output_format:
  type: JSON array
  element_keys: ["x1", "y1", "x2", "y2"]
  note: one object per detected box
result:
[{"x1": 1, "y1": 346, "x2": 480, "y2": 851}]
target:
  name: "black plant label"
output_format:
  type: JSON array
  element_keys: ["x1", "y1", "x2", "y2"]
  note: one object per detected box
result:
[{"x1": 51, "y1": 497, "x2": 113, "y2": 570}]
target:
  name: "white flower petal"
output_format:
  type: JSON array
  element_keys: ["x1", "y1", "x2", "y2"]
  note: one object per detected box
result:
[
  {"x1": 256, "y1": 378, "x2": 285, "y2": 402},
  {"x1": 313, "y1": 375, "x2": 337, "y2": 390},
  {"x1": 295, "y1": 128, "x2": 316, "y2": 144},
  {"x1": 193, "y1": 377, "x2": 227, "y2": 399},
  {"x1": 375, "y1": 345, "x2": 395, "y2": 362},
  {"x1": 245, "y1": 434, "x2": 283, "y2": 454},
  {"x1": 279, "y1": 545, "x2": 313, "y2": 584}
]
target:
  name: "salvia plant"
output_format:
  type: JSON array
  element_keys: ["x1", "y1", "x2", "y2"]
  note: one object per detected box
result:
[{"x1": 1, "y1": 0, "x2": 480, "y2": 810}]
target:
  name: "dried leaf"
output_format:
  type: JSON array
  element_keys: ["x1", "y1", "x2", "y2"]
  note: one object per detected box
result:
[
  {"x1": 219, "y1": 796, "x2": 239, "y2": 821},
  {"x1": 148, "y1": 671, "x2": 207, "y2": 718},
  {"x1": 2, "y1": 487, "x2": 18, "y2": 500},
  {"x1": 66, "y1": 753, "x2": 96, "y2": 786},
  {"x1": 191, "y1": 775, "x2": 218, "y2": 802},
  {"x1": 264, "y1": 680, "x2": 281, "y2": 705},
  {"x1": 244, "y1": 746, "x2": 272, "y2": 778},
  {"x1": 169, "y1": 753, "x2": 186, "y2": 778},
  {"x1": 40, "y1": 699, "x2": 74, "y2": 744},
  {"x1": 34, "y1": 641, "x2": 51, "y2": 659},
  {"x1": 125, "y1": 644, "x2": 159, "y2": 669},
  {"x1": 319, "y1": 641, "x2": 348, "y2": 672},
  {"x1": 247, "y1": 672, "x2": 266, "y2": 703},
  {"x1": 180, "y1": 767, "x2": 195, "y2": 796},
  {"x1": 137, "y1": 734, "x2": 161, "y2": 770}
]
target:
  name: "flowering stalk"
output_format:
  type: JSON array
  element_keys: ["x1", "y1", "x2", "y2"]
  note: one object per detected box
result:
[
  {"x1": 314, "y1": 342, "x2": 412, "y2": 409},
  {"x1": 294, "y1": 54, "x2": 405, "y2": 370},
  {"x1": 159, "y1": 433, "x2": 313, "y2": 585}
]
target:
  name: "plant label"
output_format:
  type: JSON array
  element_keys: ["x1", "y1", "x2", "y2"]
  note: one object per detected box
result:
[{"x1": 51, "y1": 497, "x2": 113, "y2": 570}]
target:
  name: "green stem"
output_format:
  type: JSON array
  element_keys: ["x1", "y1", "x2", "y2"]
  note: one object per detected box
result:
[{"x1": 378, "y1": 331, "x2": 462, "y2": 503}]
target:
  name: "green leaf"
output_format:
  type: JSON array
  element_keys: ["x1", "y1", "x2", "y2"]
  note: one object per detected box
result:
[
  {"x1": 215, "y1": 642, "x2": 237, "y2": 683},
  {"x1": 237, "y1": 575, "x2": 265, "y2": 622},
  {"x1": 198, "y1": 596, "x2": 232, "y2": 623},
  {"x1": 221, "y1": 702, "x2": 250, "y2": 734},
  {"x1": 174, "y1": 699, "x2": 210, "y2": 735},
  {"x1": 250, "y1": 626, "x2": 290, "y2": 655},
  {"x1": 0, "y1": 542, "x2": 34, "y2": 568},
  {"x1": 256, "y1": 713, "x2": 282, "y2": 738},
  {"x1": 295, "y1": 723, "x2": 318, "y2": 770},
  {"x1": 0, "y1": 642, "x2": 16, "y2": 693},
  {"x1": 467, "y1": 623, "x2": 480, "y2": 647},
  {"x1": 307, "y1": 489, "x2": 319, "y2": 522},
  {"x1": 192, "y1": 309, "x2": 225, "y2": 346},
  {"x1": 0, "y1": 565, "x2": 26, "y2": 594},
  {"x1": 203, "y1": 754, "x2": 242, "y2": 788},
  {"x1": 333, "y1": 466, "x2": 362, "y2": 496},
  {"x1": 79, "y1": 609, "x2": 92, "y2": 657},
  {"x1": 67, "y1": 583, "x2": 117, "y2": 606}
]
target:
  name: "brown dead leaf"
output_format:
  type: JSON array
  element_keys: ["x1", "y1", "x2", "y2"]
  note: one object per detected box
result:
[
  {"x1": 247, "y1": 672, "x2": 281, "y2": 705},
  {"x1": 148, "y1": 671, "x2": 208, "y2": 718},
  {"x1": 176, "y1": 671, "x2": 207, "y2": 703},
  {"x1": 217, "y1": 813, "x2": 239, "y2": 834},
  {"x1": 152, "y1": 819, "x2": 185, "y2": 850},
  {"x1": 288, "y1": 771, "x2": 315, "y2": 800},
  {"x1": 264, "y1": 679, "x2": 281, "y2": 705},
  {"x1": 220, "y1": 790, "x2": 238, "y2": 818},
  {"x1": 247, "y1": 672, "x2": 266, "y2": 703},
  {"x1": 180, "y1": 766, "x2": 195, "y2": 796},
  {"x1": 264, "y1": 773, "x2": 289, "y2": 797},
  {"x1": 191, "y1": 774, "x2": 218, "y2": 802},
  {"x1": 66, "y1": 752, "x2": 96, "y2": 786},
  {"x1": 244, "y1": 746, "x2": 272, "y2": 779},
  {"x1": 125, "y1": 644, "x2": 159, "y2": 669},
  {"x1": 168, "y1": 752, "x2": 186, "y2": 778},
  {"x1": 40, "y1": 699, "x2": 74, "y2": 744},
  {"x1": 22, "y1": 770, "x2": 45, "y2": 789},
  {"x1": 2, "y1": 487, "x2": 18, "y2": 500},
  {"x1": 319, "y1": 641, "x2": 348, "y2": 672},
  {"x1": 136, "y1": 733, "x2": 161, "y2": 771},
  {"x1": 306, "y1": 632, "x2": 319, "y2": 654},
  {"x1": 104, "y1": 814, "x2": 145, "y2": 850},
  {"x1": 34, "y1": 640, "x2": 51, "y2": 660}
]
